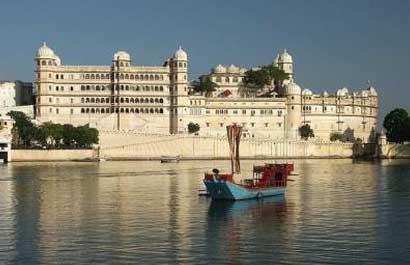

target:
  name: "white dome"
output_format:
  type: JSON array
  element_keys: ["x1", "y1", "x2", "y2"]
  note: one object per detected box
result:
[
  {"x1": 361, "y1": 90, "x2": 369, "y2": 97},
  {"x1": 279, "y1": 49, "x2": 293, "y2": 63},
  {"x1": 36, "y1": 42, "x2": 55, "y2": 58},
  {"x1": 113, "y1": 51, "x2": 131, "y2": 61},
  {"x1": 174, "y1": 46, "x2": 187, "y2": 60},
  {"x1": 54, "y1": 55, "x2": 61, "y2": 66},
  {"x1": 273, "y1": 54, "x2": 280, "y2": 65},
  {"x1": 227, "y1": 64, "x2": 239, "y2": 73},
  {"x1": 284, "y1": 81, "x2": 302, "y2": 95},
  {"x1": 322, "y1": 90, "x2": 329, "y2": 97},
  {"x1": 368, "y1": 86, "x2": 377, "y2": 96},
  {"x1": 336, "y1": 87, "x2": 349, "y2": 97},
  {"x1": 302, "y1": 88, "x2": 313, "y2": 96},
  {"x1": 212, "y1": 64, "x2": 226, "y2": 73}
]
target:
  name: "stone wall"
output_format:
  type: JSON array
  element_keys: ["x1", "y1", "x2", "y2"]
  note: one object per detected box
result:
[
  {"x1": 99, "y1": 131, "x2": 355, "y2": 159},
  {"x1": 379, "y1": 142, "x2": 410, "y2": 158},
  {"x1": 11, "y1": 149, "x2": 97, "y2": 162}
]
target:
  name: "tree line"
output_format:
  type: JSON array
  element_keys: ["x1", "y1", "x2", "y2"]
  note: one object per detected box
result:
[
  {"x1": 8, "y1": 111, "x2": 99, "y2": 149},
  {"x1": 383, "y1": 108, "x2": 410, "y2": 143}
]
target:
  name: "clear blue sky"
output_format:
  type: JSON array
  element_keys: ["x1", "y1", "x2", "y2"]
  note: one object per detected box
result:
[{"x1": 0, "y1": 0, "x2": 409, "y2": 120}]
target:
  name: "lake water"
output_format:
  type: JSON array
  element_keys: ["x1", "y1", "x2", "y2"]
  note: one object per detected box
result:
[{"x1": 1, "y1": 159, "x2": 410, "y2": 264}]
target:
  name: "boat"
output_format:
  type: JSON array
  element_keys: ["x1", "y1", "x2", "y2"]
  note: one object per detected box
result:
[
  {"x1": 203, "y1": 124, "x2": 294, "y2": 200},
  {"x1": 160, "y1": 155, "x2": 180, "y2": 163}
]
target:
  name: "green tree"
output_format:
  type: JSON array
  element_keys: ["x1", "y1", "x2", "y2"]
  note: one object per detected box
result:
[
  {"x1": 383, "y1": 108, "x2": 410, "y2": 143},
  {"x1": 187, "y1": 122, "x2": 200, "y2": 134},
  {"x1": 62, "y1": 124, "x2": 76, "y2": 148},
  {"x1": 193, "y1": 78, "x2": 218, "y2": 97},
  {"x1": 299, "y1": 124, "x2": 315, "y2": 140},
  {"x1": 330, "y1": 132, "x2": 344, "y2": 142},
  {"x1": 73, "y1": 125, "x2": 99, "y2": 148},
  {"x1": 8, "y1": 111, "x2": 37, "y2": 147},
  {"x1": 242, "y1": 64, "x2": 288, "y2": 95}
]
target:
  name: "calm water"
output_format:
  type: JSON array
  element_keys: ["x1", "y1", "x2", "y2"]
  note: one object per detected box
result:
[{"x1": 1, "y1": 159, "x2": 410, "y2": 264}]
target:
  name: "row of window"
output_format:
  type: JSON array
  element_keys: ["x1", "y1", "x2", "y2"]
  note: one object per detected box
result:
[
  {"x1": 80, "y1": 84, "x2": 166, "y2": 92},
  {"x1": 214, "y1": 76, "x2": 241, "y2": 83},
  {"x1": 80, "y1": 107, "x2": 164, "y2": 114},
  {"x1": 213, "y1": 109, "x2": 283, "y2": 116},
  {"x1": 205, "y1": 122, "x2": 282, "y2": 128},
  {"x1": 80, "y1": 97, "x2": 164, "y2": 104}
]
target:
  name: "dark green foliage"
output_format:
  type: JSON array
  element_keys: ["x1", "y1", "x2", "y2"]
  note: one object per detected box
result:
[
  {"x1": 8, "y1": 111, "x2": 99, "y2": 149},
  {"x1": 383, "y1": 108, "x2": 410, "y2": 143},
  {"x1": 330, "y1": 133, "x2": 344, "y2": 142},
  {"x1": 187, "y1": 122, "x2": 200, "y2": 134},
  {"x1": 299, "y1": 124, "x2": 315, "y2": 140},
  {"x1": 193, "y1": 78, "x2": 218, "y2": 96},
  {"x1": 243, "y1": 64, "x2": 288, "y2": 91}
]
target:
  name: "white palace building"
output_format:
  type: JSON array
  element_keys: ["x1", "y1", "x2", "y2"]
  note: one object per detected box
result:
[{"x1": 34, "y1": 43, "x2": 378, "y2": 142}]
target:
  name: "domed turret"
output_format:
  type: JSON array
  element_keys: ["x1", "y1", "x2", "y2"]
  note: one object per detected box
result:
[
  {"x1": 54, "y1": 55, "x2": 61, "y2": 66},
  {"x1": 283, "y1": 81, "x2": 301, "y2": 95},
  {"x1": 212, "y1": 64, "x2": 226, "y2": 74},
  {"x1": 336, "y1": 87, "x2": 349, "y2": 97},
  {"x1": 366, "y1": 81, "x2": 378, "y2": 96},
  {"x1": 113, "y1": 51, "x2": 131, "y2": 61},
  {"x1": 278, "y1": 49, "x2": 293, "y2": 63},
  {"x1": 227, "y1": 64, "x2": 239, "y2": 73},
  {"x1": 302, "y1": 88, "x2": 313, "y2": 96},
  {"x1": 36, "y1": 42, "x2": 55, "y2": 59},
  {"x1": 174, "y1": 46, "x2": 187, "y2": 60},
  {"x1": 273, "y1": 54, "x2": 280, "y2": 66},
  {"x1": 321, "y1": 90, "x2": 329, "y2": 97}
]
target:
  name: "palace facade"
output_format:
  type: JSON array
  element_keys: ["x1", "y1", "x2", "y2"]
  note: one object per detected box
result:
[{"x1": 34, "y1": 43, "x2": 378, "y2": 142}]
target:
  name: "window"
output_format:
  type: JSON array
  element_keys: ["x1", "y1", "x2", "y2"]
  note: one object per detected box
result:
[
  {"x1": 206, "y1": 122, "x2": 210, "y2": 127},
  {"x1": 70, "y1": 109, "x2": 74, "y2": 114}
]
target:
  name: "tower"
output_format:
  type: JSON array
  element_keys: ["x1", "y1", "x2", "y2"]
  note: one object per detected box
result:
[
  {"x1": 34, "y1": 42, "x2": 60, "y2": 120},
  {"x1": 277, "y1": 49, "x2": 294, "y2": 84},
  {"x1": 169, "y1": 46, "x2": 189, "y2": 134},
  {"x1": 283, "y1": 81, "x2": 302, "y2": 139},
  {"x1": 112, "y1": 51, "x2": 131, "y2": 130}
]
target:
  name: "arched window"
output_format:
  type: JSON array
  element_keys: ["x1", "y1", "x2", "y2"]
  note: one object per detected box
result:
[
  {"x1": 140, "y1": 108, "x2": 144, "y2": 113},
  {"x1": 155, "y1": 86, "x2": 158, "y2": 91},
  {"x1": 96, "y1": 108, "x2": 100, "y2": 113},
  {"x1": 125, "y1": 85, "x2": 129, "y2": 91},
  {"x1": 145, "y1": 108, "x2": 149, "y2": 113},
  {"x1": 116, "y1": 85, "x2": 119, "y2": 91},
  {"x1": 179, "y1": 62, "x2": 183, "y2": 67},
  {"x1": 106, "y1": 74, "x2": 110, "y2": 79},
  {"x1": 125, "y1": 108, "x2": 129, "y2": 113},
  {"x1": 136, "y1": 86, "x2": 140, "y2": 91},
  {"x1": 145, "y1": 74, "x2": 149, "y2": 80},
  {"x1": 81, "y1": 108, "x2": 85, "y2": 113},
  {"x1": 183, "y1": 63, "x2": 186, "y2": 67},
  {"x1": 225, "y1": 77, "x2": 230, "y2": 83},
  {"x1": 101, "y1": 85, "x2": 105, "y2": 91},
  {"x1": 120, "y1": 85, "x2": 124, "y2": 91},
  {"x1": 91, "y1": 74, "x2": 95, "y2": 79},
  {"x1": 150, "y1": 108, "x2": 154, "y2": 113},
  {"x1": 155, "y1": 75, "x2": 159, "y2": 80},
  {"x1": 101, "y1": 98, "x2": 105, "y2": 103},
  {"x1": 159, "y1": 86, "x2": 163, "y2": 91},
  {"x1": 145, "y1": 98, "x2": 149, "y2": 103},
  {"x1": 130, "y1": 74, "x2": 134, "y2": 80},
  {"x1": 135, "y1": 75, "x2": 139, "y2": 80},
  {"x1": 91, "y1": 98, "x2": 95, "y2": 103},
  {"x1": 135, "y1": 108, "x2": 140, "y2": 113},
  {"x1": 91, "y1": 108, "x2": 95, "y2": 113},
  {"x1": 155, "y1": 108, "x2": 158, "y2": 113},
  {"x1": 115, "y1": 98, "x2": 119, "y2": 103},
  {"x1": 86, "y1": 108, "x2": 90, "y2": 113},
  {"x1": 96, "y1": 98, "x2": 100, "y2": 103},
  {"x1": 125, "y1": 98, "x2": 129, "y2": 103},
  {"x1": 130, "y1": 98, "x2": 134, "y2": 103},
  {"x1": 101, "y1": 108, "x2": 105, "y2": 113},
  {"x1": 106, "y1": 108, "x2": 110, "y2": 113},
  {"x1": 120, "y1": 74, "x2": 124, "y2": 79},
  {"x1": 81, "y1": 98, "x2": 85, "y2": 103},
  {"x1": 159, "y1": 98, "x2": 163, "y2": 103},
  {"x1": 155, "y1": 98, "x2": 159, "y2": 103},
  {"x1": 81, "y1": 85, "x2": 85, "y2": 91},
  {"x1": 96, "y1": 74, "x2": 100, "y2": 79},
  {"x1": 86, "y1": 85, "x2": 90, "y2": 90},
  {"x1": 159, "y1": 108, "x2": 164, "y2": 113},
  {"x1": 120, "y1": 108, "x2": 124, "y2": 113},
  {"x1": 150, "y1": 98, "x2": 154, "y2": 103},
  {"x1": 150, "y1": 75, "x2": 154, "y2": 80},
  {"x1": 41, "y1": 60, "x2": 46, "y2": 66},
  {"x1": 125, "y1": 74, "x2": 129, "y2": 79},
  {"x1": 96, "y1": 85, "x2": 100, "y2": 90},
  {"x1": 120, "y1": 98, "x2": 124, "y2": 103},
  {"x1": 135, "y1": 98, "x2": 139, "y2": 103}
]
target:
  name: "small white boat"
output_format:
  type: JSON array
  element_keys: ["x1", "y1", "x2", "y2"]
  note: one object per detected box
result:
[{"x1": 160, "y1": 156, "x2": 180, "y2": 163}]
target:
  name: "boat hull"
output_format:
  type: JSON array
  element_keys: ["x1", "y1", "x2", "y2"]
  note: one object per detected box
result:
[{"x1": 204, "y1": 180, "x2": 285, "y2": 200}]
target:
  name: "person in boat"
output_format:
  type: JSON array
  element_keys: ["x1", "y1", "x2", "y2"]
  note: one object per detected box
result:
[{"x1": 212, "y1": 168, "x2": 220, "y2": 181}]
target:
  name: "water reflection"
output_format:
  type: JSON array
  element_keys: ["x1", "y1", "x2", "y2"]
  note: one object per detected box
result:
[{"x1": 1, "y1": 160, "x2": 410, "y2": 264}]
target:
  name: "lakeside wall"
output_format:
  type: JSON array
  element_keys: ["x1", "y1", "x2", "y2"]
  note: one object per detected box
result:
[
  {"x1": 99, "y1": 132, "x2": 355, "y2": 159},
  {"x1": 379, "y1": 142, "x2": 410, "y2": 158},
  {"x1": 10, "y1": 149, "x2": 97, "y2": 162}
]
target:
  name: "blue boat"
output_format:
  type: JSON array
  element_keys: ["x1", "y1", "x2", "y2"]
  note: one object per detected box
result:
[{"x1": 203, "y1": 124, "x2": 294, "y2": 201}]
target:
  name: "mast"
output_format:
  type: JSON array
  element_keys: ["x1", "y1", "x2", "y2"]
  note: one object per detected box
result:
[{"x1": 227, "y1": 124, "x2": 243, "y2": 175}]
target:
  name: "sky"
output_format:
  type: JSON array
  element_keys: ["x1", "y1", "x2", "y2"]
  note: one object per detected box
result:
[{"x1": 0, "y1": 0, "x2": 409, "y2": 120}]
